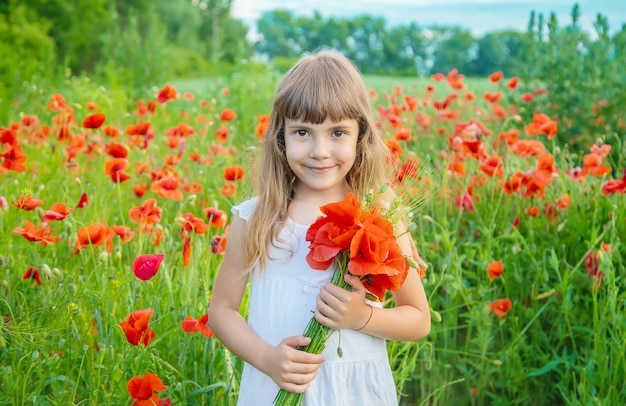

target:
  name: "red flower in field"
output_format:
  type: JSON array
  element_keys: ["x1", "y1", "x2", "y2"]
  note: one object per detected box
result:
[
  {"x1": 204, "y1": 207, "x2": 228, "y2": 229},
  {"x1": 479, "y1": 155, "x2": 504, "y2": 177},
  {"x1": 223, "y1": 166, "x2": 244, "y2": 181},
  {"x1": 498, "y1": 129, "x2": 519, "y2": 145},
  {"x1": 127, "y1": 372, "x2": 167, "y2": 405},
  {"x1": 119, "y1": 309, "x2": 156, "y2": 346},
  {"x1": 105, "y1": 142, "x2": 129, "y2": 158},
  {"x1": 255, "y1": 114, "x2": 270, "y2": 138},
  {"x1": 501, "y1": 172, "x2": 523, "y2": 195},
  {"x1": 82, "y1": 113, "x2": 106, "y2": 129},
  {"x1": 601, "y1": 178, "x2": 626, "y2": 196},
  {"x1": 521, "y1": 93, "x2": 535, "y2": 103},
  {"x1": 157, "y1": 84, "x2": 179, "y2": 103},
  {"x1": 506, "y1": 76, "x2": 519, "y2": 90},
  {"x1": 151, "y1": 176, "x2": 183, "y2": 201},
  {"x1": 13, "y1": 195, "x2": 44, "y2": 210},
  {"x1": 129, "y1": 198, "x2": 162, "y2": 225},
  {"x1": 0, "y1": 142, "x2": 28, "y2": 173},
  {"x1": 74, "y1": 223, "x2": 114, "y2": 254},
  {"x1": 487, "y1": 260, "x2": 504, "y2": 279},
  {"x1": 179, "y1": 213, "x2": 209, "y2": 236},
  {"x1": 488, "y1": 71, "x2": 503, "y2": 83},
  {"x1": 524, "y1": 113, "x2": 558, "y2": 139},
  {"x1": 102, "y1": 125, "x2": 121, "y2": 138},
  {"x1": 113, "y1": 225, "x2": 134, "y2": 242},
  {"x1": 488, "y1": 298, "x2": 512, "y2": 317},
  {"x1": 42, "y1": 202, "x2": 72, "y2": 222},
  {"x1": 394, "y1": 127, "x2": 411, "y2": 141},
  {"x1": 454, "y1": 186, "x2": 476, "y2": 212},
  {"x1": 104, "y1": 158, "x2": 131, "y2": 183},
  {"x1": 13, "y1": 221, "x2": 60, "y2": 245},
  {"x1": 584, "y1": 251, "x2": 604, "y2": 288},
  {"x1": 221, "y1": 183, "x2": 236, "y2": 197},
  {"x1": 132, "y1": 184, "x2": 149, "y2": 198},
  {"x1": 76, "y1": 192, "x2": 89, "y2": 209},
  {"x1": 555, "y1": 194, "x2": 571, "y2": 210},
  {"x1": 510, "y1": 140, "x2": 545, "y2": 157},
  {"x1": 431, "y1": 73, "x2": 445, "y2": 81},
  {"x1": 132, "y1": 254, "x2": 165, "y2": 281},
  {"x1": 86, "y1": 101, "x2": 99, "y2": 110},
  {"x1": 181, "y1": 313, "x2": 214, "y2": 338},
  {"x1": 526, "y1": 207, "x2": 539, "y2": 217},
  {"x1": 220, "y1": 109, "x2": 237, "y2": 121},
  {"x1": 215, "y1": 124, "x2": 229, "y2": 143},
  {"x1": 211, "y1": 235, "x2": 227, "y2": 254},
  {"x1": 582, "y1": 151, "x2": 612, "y2": 177},
  {"x1": 23, "y1": 266, "x2": 42, "y2": 285}
]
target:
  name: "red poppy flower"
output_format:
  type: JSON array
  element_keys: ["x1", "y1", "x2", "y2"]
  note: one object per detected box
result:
[
  {"x1": 132, "y1": 254, "x2": 165, "y2": 281},
  {"x1": 0, "y1": 142, "x2": 28, "y2": 173},
  {"x1": 82, "y1": 113, "x2": 106, "y2": 129},
  {"x1": 129, "y1": 198, "x2": 162, "y2": 225},
  {"x1": 76, "y1": 192, "x2": 89, "y2": 209},
  {"x1": 112, "y1": 225, "x2": 134, "y2": 242},
  {"x1": 221, "y1": 183, "x2": 236, "y2": 197},
  {"x1": 13, "y1": 195, "x2": 44, "y2": 210},
  {"x1": 216, "y1": 124, "x2": 229, "y2": 143},
  {"x1": 305, "y1": 193, "x2": 409, "y2": 301},
  {"x1": 211, "y1": 235, "x2": 227, "y2": 254},
  {"x1": 151, "y1": 176, "x2": 183, "y2": 201},
  {"x1": 488, "y1": 71, "x2": 503, "y2": 83},
  {"x1": 488, "y1": 298, "x2": 512, "y2": 317},
  {"x1": 204, "y1": 207, "x2": 228, "y2": 229},
  {"x1": 102, "y1": 125, "x2": 121, "y2": 138},
  {"x1": 506, "y1": 76, "x2": 519, "y2": 90},
  {"x1": 219, "y1": 109, "x2": 237, "y2": 121},
  {"x1": 74, "y1": 223, "x2": 114, "y2": 253},
  {"x1": 104, "y1": 158, "x2": 131, "y2": 183},
  {"x1": 181, "y1": 314, "x2": 214, "y2": 338},
  {"x1": 157, "y1": 84, "x2": 179, "y2": 103},
  {"x1": 23, "y1": 266, "x2": 42, "y2": 285},
  {"x1": 119, "y1": 309, "x2": 156, "y2": 346},
  {"x1": 487, "y1": 260, "x2": 504, "y2": 279},
  {"x1": 13, "y1": 221, "x2": 60, "y2": 245},
  {"x1": 223, "y1": 166, "x2": 244, "y2": 181},
  {"x1": 127, "y1": 373, "x2": 167, "y2": 405},
  {"x1": 42, "y1": 202, "x2": 72, "y2": 222},
  {"x1": 105, "y1": 142, "x2": 129, "y2": 158}
]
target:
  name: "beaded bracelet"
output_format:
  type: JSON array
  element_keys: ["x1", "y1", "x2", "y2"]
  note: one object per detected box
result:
[{"x1": 355, "y1": 304, "x2": 373, "y2": 331}]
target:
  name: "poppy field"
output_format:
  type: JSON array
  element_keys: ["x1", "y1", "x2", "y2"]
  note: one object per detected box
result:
[{"x1": 1, "y1": 68, "x2": 625, "y2": 405}]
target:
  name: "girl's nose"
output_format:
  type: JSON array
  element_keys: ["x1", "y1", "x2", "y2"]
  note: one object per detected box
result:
[{"x1": 310, "y1": 137, "x2": 330, "y2": 158}]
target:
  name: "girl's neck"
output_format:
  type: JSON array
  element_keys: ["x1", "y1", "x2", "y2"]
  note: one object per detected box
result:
[{"x1": 288, "y1": 185, "x2": 352, "y2": 226}]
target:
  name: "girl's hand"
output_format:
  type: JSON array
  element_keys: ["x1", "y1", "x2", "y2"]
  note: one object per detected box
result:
[
  {"x1": 314, "y1": 274, "x2": 371, "y2": 330},
  {"x1": 262, "y1": 335, "x2": 325, "y2": 393}
]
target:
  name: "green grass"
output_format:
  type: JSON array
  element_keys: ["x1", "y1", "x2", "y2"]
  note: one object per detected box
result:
[{"x1": 1, "y1": 69, "x2": 625, "y2": 405}]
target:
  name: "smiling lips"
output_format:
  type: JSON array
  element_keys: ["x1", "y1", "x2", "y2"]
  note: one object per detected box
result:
[{"x1": 308, "y1": 166, "x2": 333, "y2": 174}]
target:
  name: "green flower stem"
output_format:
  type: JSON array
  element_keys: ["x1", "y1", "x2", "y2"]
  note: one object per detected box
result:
[{"x1": 273, "y1": 252, "x2": 351, "y2": 406}]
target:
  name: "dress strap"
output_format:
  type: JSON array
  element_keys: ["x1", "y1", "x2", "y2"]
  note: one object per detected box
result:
[{"x1": 232, "y1": 197, "x2": 258, "y2": 221}]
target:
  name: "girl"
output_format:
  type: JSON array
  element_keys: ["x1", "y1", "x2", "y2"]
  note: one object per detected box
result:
[{"x1": 208, "y1": 50, "x2": 431, "y2": 405}]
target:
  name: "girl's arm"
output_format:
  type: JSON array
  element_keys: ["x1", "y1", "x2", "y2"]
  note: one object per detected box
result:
[
  {"x1": 315, "y1": 224, "x2": 431, "y2": 342},
  {"x1": 208, "y1": 214, "x2": 325, "y2": 393}
]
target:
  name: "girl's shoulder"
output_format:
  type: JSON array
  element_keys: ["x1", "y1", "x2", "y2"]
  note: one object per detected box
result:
[{"x1": 231, "y1": 197, "x2": 258, "y2": 221}]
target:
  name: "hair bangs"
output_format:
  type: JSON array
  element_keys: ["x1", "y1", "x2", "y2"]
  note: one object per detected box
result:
[{"x1": 273, "y1": 56, "x2": 368, "y2": 124}]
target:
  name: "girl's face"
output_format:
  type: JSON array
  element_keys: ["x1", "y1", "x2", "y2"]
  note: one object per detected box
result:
[{"x1": 284, "y1": 117, "x2": 359, "y2": 200}]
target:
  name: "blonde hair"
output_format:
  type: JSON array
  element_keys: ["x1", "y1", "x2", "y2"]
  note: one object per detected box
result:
[{"x1": 243, "y1": 50, "x2": 388, "y2": 273}]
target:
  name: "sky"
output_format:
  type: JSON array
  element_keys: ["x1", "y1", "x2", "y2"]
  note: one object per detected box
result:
[{"x1": 231, "y1": 0, "x2": 626, "y2": 37}]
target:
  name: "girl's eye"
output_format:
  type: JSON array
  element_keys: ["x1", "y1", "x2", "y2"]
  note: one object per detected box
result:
[
  {"x1": 331, "y1": 131, "x2": 346, "y2": 138},
  {"x1": 296, "y1": 130, "x2": 309, "y2": 137}
]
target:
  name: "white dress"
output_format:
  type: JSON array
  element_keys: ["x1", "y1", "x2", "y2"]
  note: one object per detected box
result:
[{"x1": 233, "y1": 198, "x2": 398, "y2": 406}]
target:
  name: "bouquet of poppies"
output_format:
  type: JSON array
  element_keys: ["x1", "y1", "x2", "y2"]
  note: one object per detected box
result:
[{"x1": 274, "y1": 190, "x2": 420, "y2": 406}]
